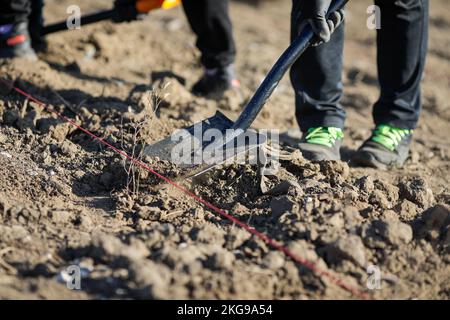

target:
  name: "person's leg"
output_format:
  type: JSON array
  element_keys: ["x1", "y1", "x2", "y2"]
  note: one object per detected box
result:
[
  {"x1": 290, "y1": 0, "x2": 346, "y2": 161},
  {"x1": 373, "y1": 0, "x2": 429, "y2": 130},
  {"x1": 182, "y1": 0, "x2": 239, "y2": 97},
  {"x1": 290, "y1": 0, "x2": 346, "y2": 133},
  {"x1": 182, "y1": 0, "x2": 235, "y2": 69},
  {"x1": 353, "y1": 0, "x2": 429, "y2": 169},
  {"x1": 29, "y1": 0, "x2": 46, "y2": 51},
  {"x1": 0, "y1": 0, "x2": 36, "y2": 59},
  {"x1": 0, "y1": 0, "x2": 30, "y2": 25}
]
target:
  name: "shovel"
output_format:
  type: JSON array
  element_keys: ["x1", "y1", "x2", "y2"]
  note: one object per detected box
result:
[
  {"x1": 144, "y1": 0, "x2": 348, "y2": 177},
  {"x1": 41, "y1": 0, "x2": 181, "y2": 36}
]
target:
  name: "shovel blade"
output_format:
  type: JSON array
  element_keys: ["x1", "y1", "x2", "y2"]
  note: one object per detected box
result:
[{"x1": 143, "y1": 111, "x2": 266, "y2": 175}]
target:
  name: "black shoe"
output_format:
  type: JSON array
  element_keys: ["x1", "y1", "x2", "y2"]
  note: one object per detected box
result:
[
  {"x1": 192, "y1": 64, "x2": 240, "y2": 98},
  {"x1": 0, "y1": 22, "x2": 37, "y2": 59},
  {"x1": 298, "y1": 127, "x2": 343, "y2": 161},
  {"x1": 352, "y1": 124, "x2": 413, "y2": 169}
]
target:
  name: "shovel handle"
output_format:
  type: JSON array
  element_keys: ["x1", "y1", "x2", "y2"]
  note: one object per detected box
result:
[
  {"x1": 41, "y1": 10, "x2": 115, "y2": 36},
  {"x1": 232, "y1": 0, "x2": 349, "y2": 131}
]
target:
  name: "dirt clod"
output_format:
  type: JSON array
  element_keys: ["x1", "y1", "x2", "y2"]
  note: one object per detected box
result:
[
  {"x1": 324, "y1": 235, "x2": 366, "y2": 267},
  {"x1": 270, "y1": 195, "x2": 296, "y2": 216},
  {"x1": 398, "y1": 177, "x2": 435, "y2": 208},
  {"x1": 376, "y1": 220, "x2": 413, "y2": 247}
]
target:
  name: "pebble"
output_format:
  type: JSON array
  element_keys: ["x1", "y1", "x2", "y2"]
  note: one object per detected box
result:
[
  {"x1": 270, "y1": 195, "x2": 296, "y2": 215},
  {"x1": 325, "y1": 235, "x2": 366, "y2": 267},
  {"x1": 398, "y1": 177, "x2": 435, "y2": 207}
]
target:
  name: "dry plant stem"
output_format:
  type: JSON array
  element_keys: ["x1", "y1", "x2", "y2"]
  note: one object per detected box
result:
[{"x1": 121, "y1": 89, "x2": 165, "y2": 197}]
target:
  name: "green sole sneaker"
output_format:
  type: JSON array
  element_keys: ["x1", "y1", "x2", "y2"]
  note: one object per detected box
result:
[
  {"x1": 352, "y1": 125, "x2": 413, "y2": 169},
  {"x1": 298, "y1": 127, "x2": 343, "y2": 161}
]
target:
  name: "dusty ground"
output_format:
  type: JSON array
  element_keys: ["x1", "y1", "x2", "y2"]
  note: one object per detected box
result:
[{"x1": 0, "y1": 0, "x2": 449, "y2": 299}]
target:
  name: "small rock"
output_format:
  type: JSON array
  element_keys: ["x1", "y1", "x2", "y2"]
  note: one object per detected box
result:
[
  {"x1": 73, "y1": 170, "x2": 85, "y2": 179},
  {"x1": 319, "y1": 161, "x2": 350, "y2": 183},
  {"x1": 226, "y1": 227, "x2": 251, "y2": 250},
  {"x1": 398, "y1": 177, "x2": 434, "y2": 207},
  {"x1": 137, "y1": 206, "x2": 161, "y2": 220},
  {"x1": 343, "y1": 206, "x2": 363, "y2": 226},
  {"x1": 50, "y1": 210, "x2": 72, "y2": 224},
  {"x1": 37, "y1": 118, "x2": 72, "y2": 143},
  {"x1": 369, "y1": 190, "x2": 391, "y2": 209},
  {"x1": 380, "y1": 210, "x2": 400, "y2": 222},
  {"x1": 270, "y1": 195, "x2": 296, "y2": 216},
  {"x1": 394, "y1": 200, "x2": 419, "y2": 221},
  {"x1": 374, "y1": 179, "x2": 399, "y2": 206},
  {"x1": 77, "y1": 214, "x2": 93, "y2": 230},
  {"x1": 128, "y1": 259, "x2": 172, "y2": 299},
  {"x1": 89, "y1": 233, "x2": 149, "y2": 265},
  {"x1": 376, "y1": 220, "x2": 413, "y2": 246},
  {"x1": 262, "y1": 251, "x2": 285, "y2": 270},
  {"x1": 421, "y1": 204, "x2": 450, "y2": 230},
  {"x1": 99, "y1": 172, "x2": 114, "y2": 188},
  {"x1": 324, "y1": 235, "x2": 366, "y2": 266},
  {"x1": 207, "y1": 248, "x2": 235, "y2": 270},
  {"x1": 232, "y1": 203, "x2": 249, "y2": 215},
  {"x1": 356, "y1": 175, "x2": 374, "y2": 193},
  {"x1": 60, "y1": 140, "x2": 78, "y2": 156},
  {"x1": 50, "y1": 177, "x2": 71, "y2": 196},
  {"x1": 191, "y1": 224, "x2": 226, "y2": 246},
  {"x1": 0, "y1": 225, "x2": 30, "y2": 242},
  {"x1": 264, "y1": 179, "x2": 301, "y2": 196},
  {"x1": 328, "y1": 213, "x2": 345, "y2": 229},
  {"x1": 0, "y1": 132, "x2": 7, "y2": 144},
  {"x1": 2, "y1": 109, "x2": 19, "y2": 126},
  {"x1": 287, "y1": 240, "x2": 326, "y2": 269}
]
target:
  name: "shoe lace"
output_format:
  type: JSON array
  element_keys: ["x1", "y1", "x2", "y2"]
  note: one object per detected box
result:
[
  {"x1": 305, "y1": 127, "x2": 343, "y2": 147},
  {"x1": 371, "y1": 125, "x2": 413, "y2": 151}
]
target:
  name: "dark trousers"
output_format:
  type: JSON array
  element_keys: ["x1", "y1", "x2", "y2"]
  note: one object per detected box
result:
[
  {"x1": 290, "y1": 0, "x2": 429, "y2": 131},
  {"x1": 0, "y1": 0, "x2": 30, "y2": 24},
  {"x1": 183, "y1": 0, "x2": 236, "y2": 69}
]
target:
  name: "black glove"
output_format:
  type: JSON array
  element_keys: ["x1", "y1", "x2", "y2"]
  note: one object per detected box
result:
[
  {"x1": 302, "y1": 0, "x2": 345, "y2": 46},
  {"x1": 113, "y1": 0, "x2": 138, "y2": 22}
]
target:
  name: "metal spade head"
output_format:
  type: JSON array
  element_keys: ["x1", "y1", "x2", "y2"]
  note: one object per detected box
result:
[{"x1": 143, "y1": 111, "x2": 267, "y2": 177}]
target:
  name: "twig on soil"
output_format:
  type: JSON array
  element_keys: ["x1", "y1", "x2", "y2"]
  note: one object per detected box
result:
[{"x1": 120, "y1": 89, "x2": 165, "y2": 198}]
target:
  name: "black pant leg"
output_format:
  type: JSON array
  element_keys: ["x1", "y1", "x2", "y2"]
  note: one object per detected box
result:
[
  {"x1": 0, "y1": 0, "x2": 31, "y2": 25},
  {"x1": 182, "y1": 0, "x2": 236, "y2": 69},
  {"x1": 290, "y1": 0, "x2": 346, "y2": 132},
  {"x1": 28, "y1": 0, "x2": 44, "y2": 47},
  {"x1": 373, "y1": 0, "x2": 429, "y2": 130}
]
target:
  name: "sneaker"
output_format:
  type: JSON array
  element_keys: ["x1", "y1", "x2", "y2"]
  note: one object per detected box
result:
[
  {"x1": 298, "y1": 127, "x2": 343, "y2": 161},
  {"x1": 0, "y1": 22, "x2": 37, "y2": 60},
  {"x1": 352, "y1": 124, "x2": 413, "y2": 169},
  {"x1": 192, "y1": 64, "x2": 240, "y2": 98}
]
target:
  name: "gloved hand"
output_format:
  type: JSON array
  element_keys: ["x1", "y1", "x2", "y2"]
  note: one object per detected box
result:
[{"x1": 302, "y1": 0, "x2": 345, "y2": 46}]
